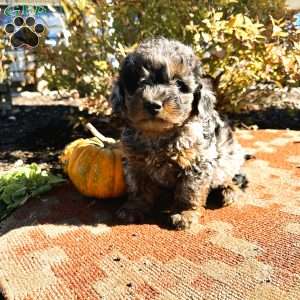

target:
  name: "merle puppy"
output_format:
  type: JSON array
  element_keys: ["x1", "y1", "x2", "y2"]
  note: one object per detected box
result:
[{"x1": 111, "y1": 38, "x2": 247, "y2": 230}]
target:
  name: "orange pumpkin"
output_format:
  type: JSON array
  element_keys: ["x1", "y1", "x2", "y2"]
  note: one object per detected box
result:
[{"x1": 60, "y1": 132, "x2": 126, "y2": 198}]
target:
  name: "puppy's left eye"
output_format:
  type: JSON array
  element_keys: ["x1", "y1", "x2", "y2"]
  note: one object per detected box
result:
[
  {"x1": 176, "y1": 80, "x2": 190, "y2": 93},
  {"x1": 140, "y1": 79, "x2": 149, "y2": 85},
  {"x1": 139, "y1": 79, "x2": 151, "y2": 86}
]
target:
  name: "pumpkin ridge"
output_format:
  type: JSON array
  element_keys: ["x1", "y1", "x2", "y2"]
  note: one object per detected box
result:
[
  {"x1": 103, "y1": 147, "x2": 115, "y2": 197},
  {"x1": 60, "y1": 138, "x2": 85, "y2": 172},
  {"x1": 71, "y1": 145, "x2": 99, "y2": 195},
  {"x1": 60, "y1": 137, "x2": 126, "y2": 199},
  {"x1": 68, "y1": 144, "x2": 86, "y2": 175},
  {"x1": 85, "y1": 147, "x2": 104, "y2": 196},
  {"x1": 111, "y1": 148, "x2": 118, "y2": 197},
  {"x1": 113, "y1": 149, "x2": 125, "y2": 197}
]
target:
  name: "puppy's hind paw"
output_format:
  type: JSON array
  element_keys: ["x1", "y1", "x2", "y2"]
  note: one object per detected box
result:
[
  {"x1": 170, "y1": 210, "x2": 201, "y2": 230},
  {"x1": 233, "y1": 173, "x2": 249, "y2": 190}
]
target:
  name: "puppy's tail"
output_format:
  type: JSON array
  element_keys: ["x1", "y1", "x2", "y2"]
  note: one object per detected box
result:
[{"x1": 232, "y1": 173, "x2": 249, "y2": 191}]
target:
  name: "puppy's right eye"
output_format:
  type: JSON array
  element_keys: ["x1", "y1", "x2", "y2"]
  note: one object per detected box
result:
[
  {"x1": 126, "y1": 83, "x2": 139, "y2": 95},
  {"x1": 140, "y1": 79, "x2": 147, "y2": 85},
  {"x1": 176, "y1": 79, "x2": 190, "y2": 93}
]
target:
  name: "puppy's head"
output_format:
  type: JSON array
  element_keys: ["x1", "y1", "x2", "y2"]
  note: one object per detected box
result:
[{"x1": 111, "y1": 38, "x2": 216, "y2": 134}]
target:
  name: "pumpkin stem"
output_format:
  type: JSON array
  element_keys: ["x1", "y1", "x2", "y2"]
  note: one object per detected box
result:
[{"x1": 86, "y1": 123, "x2": 116, "y2": 144}]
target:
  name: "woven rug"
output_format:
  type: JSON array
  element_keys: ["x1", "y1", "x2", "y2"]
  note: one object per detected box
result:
[{"x1": 0, "y1": 129, "x2": 299, "y2": 300}]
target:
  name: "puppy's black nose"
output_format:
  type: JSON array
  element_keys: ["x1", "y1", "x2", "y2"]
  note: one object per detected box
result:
[{"x1": 144, "y1": 101, "x2": 162, "y2": 116}]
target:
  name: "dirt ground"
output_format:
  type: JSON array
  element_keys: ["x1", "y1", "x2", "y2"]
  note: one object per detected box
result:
[
  {"x1": 0, "y1": 93, "x2": 122, "y2": 173},
  {"x1": 0, "y1": 92, "x2": 299, "y2": 174}
]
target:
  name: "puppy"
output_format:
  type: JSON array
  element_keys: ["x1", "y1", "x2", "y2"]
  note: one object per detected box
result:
[{"x1": 111, "y1": 37, "x2": 247, "y2": 230}]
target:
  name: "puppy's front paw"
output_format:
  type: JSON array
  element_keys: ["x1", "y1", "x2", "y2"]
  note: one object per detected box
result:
[
  {"x1": 170, "y1": 210, "x2": 200, "y2": 230},
  {"x1": 116, "y1": 206, "x2": 145, "y2": 224},
  {"x1": 221, "y1": 185, "x2": 237, "y2": 207}
]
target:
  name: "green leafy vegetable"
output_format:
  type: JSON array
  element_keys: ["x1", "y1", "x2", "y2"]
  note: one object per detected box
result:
[{"x1": 0, "y1": 163, "x2": 66, "y2": 221}]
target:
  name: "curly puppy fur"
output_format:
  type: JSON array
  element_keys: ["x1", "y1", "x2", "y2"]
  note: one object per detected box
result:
[{"x1": 111, "y1": 38, "x2": 248, "y2": 230}]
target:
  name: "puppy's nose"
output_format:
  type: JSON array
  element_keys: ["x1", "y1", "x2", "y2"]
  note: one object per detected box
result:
[{"x1": 144, "y1": 101, "x2": 162, "y2": 116}]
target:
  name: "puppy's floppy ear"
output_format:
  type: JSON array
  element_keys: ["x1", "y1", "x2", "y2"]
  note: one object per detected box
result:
[
  {"x1": 110, "y1": 79, "x2": 125, "y2": 115},
  {"x1": 192, "y1": 68, "x2": 217, "y2": 117},
  {"x1": 120, "y1": 53, "x2": 143, "y2": 95}
]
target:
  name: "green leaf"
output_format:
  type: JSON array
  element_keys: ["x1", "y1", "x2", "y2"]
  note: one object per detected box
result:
[{"x1": 0, "y1": 164, "x2": 66, "y2": 220}]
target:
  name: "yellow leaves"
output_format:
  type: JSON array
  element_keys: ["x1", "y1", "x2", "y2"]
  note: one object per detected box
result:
[
  {"x1": 264, "y1": 43, "x2": 300, "y2": 75},
  {"x1": 228, "y1": 14, "x2": 256, "y2": 29},
  {"x1": 228, "y1": 13, "x2": 244, "y2": 28},
  {"x1": 272, "y1": 25, "x2": 289, "y2": 38},
  {"x1": 281, "y1": 51, "x2": 300, "y2": 75},
  {"x1": 77, "y1": 0, "x2": 87, "y2": 11},
  {"x1": 270, "y1": 16, "x2": 289, "y2": 38},
  {"x1": 220, "y1": 0, "x2": 238, "y2": 4},
  {"x1": 192, "y1": 32, "x2": 201, "y2": 43},
  {"x1": 185, "y1": 10, "x2": 299, "y2": 107},
  {"x1": 293, "y1": 42, "x2": 300, "y2": 51},
  {"x1": 82, "y1": 75, "x2": 92, "y2": 84},
  {"x1": 282, "y1": 56, "x2": 295, "y2": 72},
  {"x1": 116, "y1": 43, "x2": 137, "y2": 58},
  {"x1": 62, "y1": 69, "x2": 69, "y2": 75},
  {"x1": 201, "y1": 32, "x2": 211, "y2": 43},
  {"x1": 94, "y1": 60, "x2": 108, "y2": 71},
  {"x1": 234, "y1": 28, "x2": 247, "y2": 41},
  {"x1": 295, "y1": 55, "x2": 300, "y2": 65},
  {"x1": 214, "y1": 12, "x2": 224, "y2": 21},
  {"x1": 202, "y1": 18, "x2": 211, "y2": 27},
  {"x1": 0, "y1": 29, "x2": 11, "y2": 82},
  {"x1": 189, "y1": 11, "x2": 266, "y2": 48},
  {"x1": 226, "y1": 14, "x2": 265, "y2": 41},
  {"x1": 185, "y1": 21, "x2": 199, "y2": 33}
]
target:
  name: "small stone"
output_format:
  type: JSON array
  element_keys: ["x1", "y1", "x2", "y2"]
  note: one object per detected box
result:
[
  {"x1": 8, "y1": 116, "x2": 16, "y2": 121},
  {"x1": 113, "y1": 257, "x2": 121, "y2": 262},
  {"x1": 14, "y1": 159, "x2": 24, "y2": 167}
]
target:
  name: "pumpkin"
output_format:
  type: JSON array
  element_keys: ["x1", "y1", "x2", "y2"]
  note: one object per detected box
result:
[{"x1": 60, "y1": 124, "x2": 126, "y2": 198}]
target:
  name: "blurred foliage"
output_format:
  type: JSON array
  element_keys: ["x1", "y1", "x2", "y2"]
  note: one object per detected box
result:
[
  {"x1": 0, "y1": 28, "x2": 12, "y2": 83},
  {"x1": 209, "y1": 0, "x2": 287, "y2": 21},
  {"x1": 36, "y1": 0, "x2": 300, "y2": 112},
  {"x1": 37, "y1": 1, "x2": 113, "y2": 110}
]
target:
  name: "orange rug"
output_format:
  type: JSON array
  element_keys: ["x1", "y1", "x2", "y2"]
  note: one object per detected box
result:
[{"x1": 0, "y1": 129, "x2": 299, "y2": 300}]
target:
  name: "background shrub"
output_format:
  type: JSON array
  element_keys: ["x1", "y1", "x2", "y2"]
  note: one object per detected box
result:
[
  {"x1": 187, "y1": 11, "x2": 300, "y2": 110},
  {"x1": 0, "y1": 29, "x2": 12, "y2": 83}
]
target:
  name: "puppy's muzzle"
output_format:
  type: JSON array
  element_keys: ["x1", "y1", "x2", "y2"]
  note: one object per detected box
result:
[{"x1": 144, "y1": 101, "x2": 162, "y2": 117}]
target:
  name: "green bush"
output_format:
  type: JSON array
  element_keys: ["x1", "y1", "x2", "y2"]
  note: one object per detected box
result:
[{"x1": 36, "y1": 0, "x2": 299, "y2": 113}]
